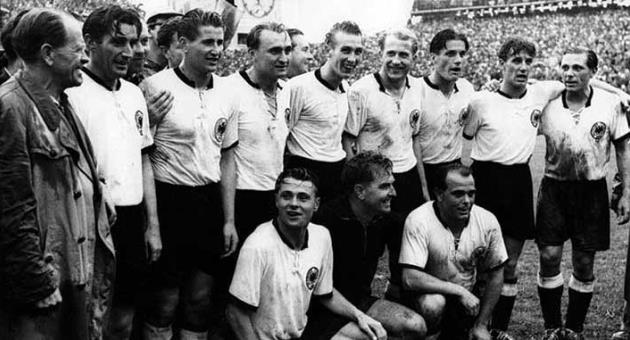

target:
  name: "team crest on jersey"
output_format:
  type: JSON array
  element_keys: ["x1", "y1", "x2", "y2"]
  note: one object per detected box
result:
[
  {"x1": 305, "y1": 267, "x2": 319, "y2": 290},
  {"x1": 457, "y1": 108, "x2": 469, "y2": 126},
  {"x1": 409, "y1": 109, "x2": 420, "y2": 130},
  {"x1": 530, "y1": 109, "x2": 542, "y2": 128},
  {"x1": 214, "y1": 118, "x2": 228, "y2": 144},
  {"x1": 590, "y1": 121, "x2": 607, "y2": 141},
  {"x1": 135, "y1": 110, "x2": 144, "y2": 136}
]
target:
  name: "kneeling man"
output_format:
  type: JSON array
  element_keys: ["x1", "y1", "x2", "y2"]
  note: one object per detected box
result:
[
  {"x1": 400, "y1": 163, "x2": 509, "y2": 340},
  {"x1": 227, "y1": 168, "x2": 386, "y2": 340}
]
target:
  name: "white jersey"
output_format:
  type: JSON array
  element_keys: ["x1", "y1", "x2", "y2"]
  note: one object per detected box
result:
[
  {"x1": 226, "y1": 71, "x2": 288, "y2": 191},
  {"x1": 281, "y1": 69, "x2": 349, "y2": 162},
  {"x1": 142, "y1": 68, "x2": 237, "y2": 186},
  {"x1": 540, "y1": 88, "x2": 630, "y2": 181},
  {"x1": 345, "y1": 73, "x2": 421, "y2": 173},
  {"x1": 399, "y1": 202, "x2": 508, "y2": 291},
  {"x1": 67, "y1": 68, "x2": 152, "y2": 206},
  {"x1": 229, "y1": 221, "x2": 334, "y2": 340},
  {"x1": 463, "y1": 82, "x2": 558, "y2": 164},
  {"x1": 417, "y1": 76, "x2": 475, "y2": 164}
]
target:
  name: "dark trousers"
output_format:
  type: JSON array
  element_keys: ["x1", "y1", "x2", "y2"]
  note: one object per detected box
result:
[
  {"x1": 285, "y1": 155, "x2": 344, "y2": 203},
  {"x1": 392, "y1": 167, "x2": 424, "y2": 216}
]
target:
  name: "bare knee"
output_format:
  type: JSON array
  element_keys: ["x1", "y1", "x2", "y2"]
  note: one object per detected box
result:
[
  {"x1": 145, "y1": 288, "x2": 179, "y2": 327},
  {"x1": 572, "y1": 251, "x2": 595, "y2": 281},
  {"x1": 106, "y1": 307, "x2": 135, "y2": 340},
  {"x1": 415, "y1": 294, "x2": 445, "y2": 334},
  {"x1": 402, "y1": 312, "x2": 427, "y2": 339},
  {"x1": 539, "y1": 247, "x2": 563, "y2": 276}
]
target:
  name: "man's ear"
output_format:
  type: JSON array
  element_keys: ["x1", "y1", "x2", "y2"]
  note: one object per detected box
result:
[
  {"x1": 40, "y1": 43, "x2": 55, "y2": 66},
  {"x1": 84, "y1": 33, "x2": 98, "y2": 53},
  {"x1": 354, "y1": 183, "x2": 365, "y2": 200},
  {"x1": 179, "y1": 36, "x2": 189, "y2": 53},
  {"x1": 313, "y1": 196, "x2": 320, "y2": 212}
]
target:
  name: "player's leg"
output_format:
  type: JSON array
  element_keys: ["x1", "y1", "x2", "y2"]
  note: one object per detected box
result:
[
  {"x1": 491, "y1": 235, "x2": 524, "y2": 332},
  {"x1": 565, "y1": 249, "x2": 595, "y2": 335},
  {"x1": 365, "y1": 298, "x2": 426, "y2": 339},
  {"x1": 413, "y1": 293, "x2": 446, "y2": 337},
  {"x1": 536, "y1": 177, "x2": 569, "y2": 336},
  {"x1": 178, "y1": 269, "x2": 216, "y2": 339},
  {"x1": 537, "y1": 244, "x2": 564, "y2": 334}
]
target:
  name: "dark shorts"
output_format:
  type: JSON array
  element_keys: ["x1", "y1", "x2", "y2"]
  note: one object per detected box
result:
[
  {"x1": 471, "y1": 161, "x2": 535, "y2": 240},
  {"x1": 234, "y1": 189, "x2": 276, "y2": 240},
  {"x1": 300, "y1": 295, "x2": 378, "y2": 340},
  {"x1": 392, "y1": 167, "x2": 424, "y2": 216},
  {"x1": 424, "y1": 159, "x2": 462, "y2": 200},
  {"x1": 285, "y1": 155, "x2": 344, "y2": 202},
  {"x1": 111, "y1": 204, "x2": 149, "y2": 303},
  {"x1": 151, "y1": 181, "x2": 223, "y2": 287},
  {"x1": 536, "y1": 177, "x2": 610, "y2": 252}
]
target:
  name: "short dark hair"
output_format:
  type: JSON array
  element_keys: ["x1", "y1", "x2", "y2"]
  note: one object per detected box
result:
[
  {"x1": 341, "y1": 152, "x2": 393, "y2": 195},
  {"x1": 83, "y1": 5, "x2": 142, "y2": 44},
  {"x1": 12, "y1": 9, "x2": 70, "y2": 64},
  {"x1": 178, "y1": 9, "x2": 223, "y2": 42},
  {"x1": 433, "y1": 162, "x2": 473, "y2": 193},
  {"x1": 287, "y1": 28, "x2": 304, "y2": 41},
  {"x1": 274, "y1": 168, "x2": 319, "y2": 197},
  {"x1": 429, "y1": 29, "x2": 469, "y2": 55},
  {"x1": 563, "y1": 47, "x2": 598, "y2": 71},
  {"x1": 378, "y1": 28, "x2": 419, "y2": 55},
  {"x1": 157, "y1": 16, "x2": 181, "y2": 48},
  {"x1": 498, "y1": 37, "x2": 536, "y2": 62},
  {"x1": 246, "y1": 22, "x2": 287, "y2": 50},
  {"x1": 1, "y1": 9, "x2": 29, "y2": 65},
  {"x1": 324, "y1": 21, "x2": 362, "y2": 48}
]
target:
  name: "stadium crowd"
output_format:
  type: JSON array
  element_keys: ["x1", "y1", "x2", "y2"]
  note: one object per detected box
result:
[{"x1": 2, "y1": 3, "x2": 630, "y2": 340}]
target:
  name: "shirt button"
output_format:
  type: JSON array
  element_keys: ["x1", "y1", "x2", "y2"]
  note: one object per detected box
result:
[
  {"x1": 77, "y1": 237, "x2": 86, "y2": 244},
  {"x1": 74, "y1": 191, "x2": 82, "y2": 199}
]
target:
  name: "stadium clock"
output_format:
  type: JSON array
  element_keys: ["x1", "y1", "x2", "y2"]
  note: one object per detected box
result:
[{"x1": 242, "y1": 0, "x2": 275, "y2": 18}]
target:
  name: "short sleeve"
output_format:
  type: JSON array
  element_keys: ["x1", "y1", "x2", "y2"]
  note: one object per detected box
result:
[
  {"x1": 398, "y1": 214, "x2": 429, "y2": 270},
  {"x1": 611, "y1": 99, "x2": 630, "y2": 141},
  {"x1": 462, "y1": 100, "x2": 480, "y2": 140},
  {"x1": 482, "y1": 214, "x2": 508, "y2": 272},
  {"x1": 314, "y1": 230, "x2": 334, "y2": 296},
  {"x1": 222, "y1": 100, "x2": 239, "y2": 149},
  {"x1": 283, "y1": 82, "x2": 305, "y2": 130},
  {"x1": 229, "y1": 243, "x2": 264, "y2": 308},
  {"x1": 139, "y1": 101, "x2": 153, "y2": 149},
  {"x1": 344, "y1": 88, "x2": 367, "y2": 137}
]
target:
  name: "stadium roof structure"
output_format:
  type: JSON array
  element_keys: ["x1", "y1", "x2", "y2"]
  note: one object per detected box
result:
[{"x1": 412, "y1": 0, "x2": 627, "y2": 18}]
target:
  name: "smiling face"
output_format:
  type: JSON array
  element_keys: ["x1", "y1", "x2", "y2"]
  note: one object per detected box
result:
[
  {"x1": 380, "y1": 35, "x2": 414, "y2": 83},
  {"x1": 51, "y1": 18, "x2": 89, "y2": 89},
  {"x1": 252, "y1": 29, "x2": 292, "y2": 80},
  {"x1": 88, "y1": 22, "x2": 138, "y2": 82},
  {"x1": 502, "y1": 50, "x2": 534, "y2": 90},
  {"x1": 433, "y1": 39, "x2": 466, "y2": 83},
  {"x1": 561, "y1": 53, "x2": 594, "y2": 93},
  {"x1": 327, "y1": 31, "x2": 363, "y2": 79},
  {"x1": 356, "y1": 169, "x2": 396, "y2": 214},
  {"x1": 436, "y1": 171, "x2": 475, "y2": 224},
  {"x1": 275, "y1": 177, "x2": 320, "y2": 230},
  {"x1": 182, "y1": 25, "x2": 224, "y2": 74}
]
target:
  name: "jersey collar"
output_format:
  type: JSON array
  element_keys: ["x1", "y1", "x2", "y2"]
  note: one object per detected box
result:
[
  {"x1": 239, "y1": 70, "x2": 283, "y2": 90},
  {"x1": 423, "y1": 75, "x2": 459, "y2": 93},
  {"x1": 315, "y1": 68, "x2": 345, "y2": 93},
  {"x1": 81, "y1": 66, "x2": 121, "y2": 91},
  {"x1": 561, "y1": 86, "x2": 593, "y2": 109},
  {"x1": 374, "y1": 72, "x2": 410, "y2": 93},
  {"x1": 497, "y1": 88, "x2": 527, "y2": 99},
  {"x1": 174, "y1": 66, "x2": 213, "y2": 90},
  {"x1": 273, "y1": 218, "x2": 309, "y2": 250}
]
